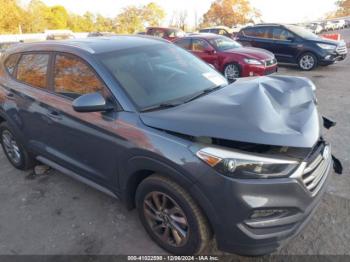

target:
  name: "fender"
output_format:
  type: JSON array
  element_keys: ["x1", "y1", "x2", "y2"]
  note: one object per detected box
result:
[
  {"x1": 120, "y1": 155, "x2": 221, "y2": 235},
  {"x1": 120, "y1": 155, "x2": 196, "y2": 206}
]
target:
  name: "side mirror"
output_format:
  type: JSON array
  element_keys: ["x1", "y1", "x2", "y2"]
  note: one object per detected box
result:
[
  {"x1": 72, "y1": 92, "x2": 114, "y2": 113},
  {"x1": 286, "y1": 36, "x2": 295, "y2": 42}
]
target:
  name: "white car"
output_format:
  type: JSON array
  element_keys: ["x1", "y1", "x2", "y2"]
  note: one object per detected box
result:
[
  {"x1": 325, "y1": 21, "x2": 336, "y2": 31},
  {"x1": 335, "y1": 20, "x2": 346, "y2": 29}
]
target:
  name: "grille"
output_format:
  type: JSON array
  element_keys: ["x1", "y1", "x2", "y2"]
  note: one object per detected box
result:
[
  {"x1": 265, "y1": 58, "x2": 277, "y2": 67},
  {"x1": 301, "y1": 144, "x2": 331, "y2": 196},
  {"x1": 336, "y1": 43, "x2": 348, "y2": 55}
]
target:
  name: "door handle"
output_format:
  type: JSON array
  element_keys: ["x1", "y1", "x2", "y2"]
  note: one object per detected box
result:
[
  {"x1": 46, "y1": 111, "x2": 62, "y2": 120},
  {"x1": 6, "y1": 92, "x2": 15, "y2": 100}
]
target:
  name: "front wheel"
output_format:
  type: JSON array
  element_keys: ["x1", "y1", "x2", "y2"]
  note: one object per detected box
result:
[
  {"x1": 136, "y1": 175, "x2": 212, "y2": 255},
  {"x1": 298, "y1": 53, "x2": 318, "y2": 71},
  {"x1": 224, "y1": 63, "x2": 240, "y2": 82}
]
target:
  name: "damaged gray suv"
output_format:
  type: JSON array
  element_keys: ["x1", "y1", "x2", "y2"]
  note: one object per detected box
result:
[{"x1": 0, "y1": 36, "x2": 336, "y2": 255}]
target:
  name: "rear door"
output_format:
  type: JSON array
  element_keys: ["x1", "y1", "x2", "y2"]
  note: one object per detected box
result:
[
  {"x1": 35, "y1": 52, "x2": 122, "y2": 188},
  {"x1": 271, "y1": 28, "x2": 300, "y2": 63},
  {"x1": 239, "y1": 27, "x2": 274, "y2": 51}
]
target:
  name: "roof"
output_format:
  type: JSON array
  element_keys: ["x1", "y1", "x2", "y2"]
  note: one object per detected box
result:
[
  {"x1": 6, "y1": 35, "x2": 169, "y2": 55},
  {"x1": 200, "y1": 26, "x2": 234, "y2": 33},
  {"x1": 179, "y1": 33, "x2": 225, "y2": 39},
  {"x1": 146, "y1": 27, "x2": 183, "y2": 31}
]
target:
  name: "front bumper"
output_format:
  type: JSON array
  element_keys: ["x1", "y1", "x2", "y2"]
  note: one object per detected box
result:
[
  {"x1": 241, "y1": 64, "x2": 278, "y2": 77},
  {"x1": 192, "y1": 143, "x2": 332, "y2": 255},
  {"x1": 319, "y1": 45, "x2": 347, "y2": 64}
]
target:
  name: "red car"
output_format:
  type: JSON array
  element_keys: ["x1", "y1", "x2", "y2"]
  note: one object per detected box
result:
[
  {"x1": 146, "y1": 27, "x2": 186, "y2": 42},
  {"x1": 174, "y1": 33, "x2": 278, "y2": 81}
]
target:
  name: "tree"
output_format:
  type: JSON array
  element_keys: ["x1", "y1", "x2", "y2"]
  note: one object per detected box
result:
[
  {"x1": 95, "y1": 14, "x2": 113, "y2": 32},
  {"x1": 24, "y1": 0, "x2": 50, "y2": 32},
  {"x1": 115, "y1": 3, "x2": 165, "y2": 34},
  {"x1": 47, "y1": 5, "x2": 69, "y2": 29},
  {"x1": 0, "y1": 0, "x2": 24, "y2": 34},
  {"x1": 335, "y1": 0, "x2": 350, "y2": 16},
  {"x1": 142, "y1": 2, "x2": 166, "y2": 27},
  {"x1": 200, "y1": 0, "x2": 260, "y2": 27}
]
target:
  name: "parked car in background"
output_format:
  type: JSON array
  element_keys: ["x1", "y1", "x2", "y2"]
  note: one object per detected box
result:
[
  {"x1": 199, "y1": 26, "x2": 234, "y2": 38},
  {"x1": 334, "y1": 20, "x2": 346, "y2": 29},
  {"x1": 174, "y1": 33, "x2": 277, "y2": 81},
  {"x1": 306, "y1": 23, "x2": 323, "y2": 34},
  {"x1": 145, "y1": 27, "x2": 185, "y2": 41},
  {"x1": 345, "y1": 19, "x2": 350, "y2": 28},
  {"x1": 236, "y1": 23, "x2": 348, "y2": 70},
  {"x1": 88, "y1": 32, "x2": 115, "y2": 37},
  {"x1": 0, "y1": 36, "x2": 334, "y2": 256},
  {"x1": 324, "y1": 21, "x2": 335, "y2": 31}
]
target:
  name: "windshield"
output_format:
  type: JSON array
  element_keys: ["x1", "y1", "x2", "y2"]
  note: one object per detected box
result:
[
  {"x1": 285, "y1": 25, "x2": 319, "y2": 39},
  {"x1": 208, "y1": 36, "x2": 242, "y2": 51},
  {"x1": 99, "y1": 43, "x2": 228, "y2": 110}
]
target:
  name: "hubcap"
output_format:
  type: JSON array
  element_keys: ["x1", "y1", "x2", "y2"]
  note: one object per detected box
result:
[
  {"x1": 300, "y1": 55, "x2": 315, "y2": 70},
  {"x1": 224, "y1": 64, "x2": 240, "y2": 80},
  {"x1": 143, "y1": 192, "x2": 189, "y2": 247},
  {"x1": 1, "y1": 130, "x2": 21, "y2": 164}
]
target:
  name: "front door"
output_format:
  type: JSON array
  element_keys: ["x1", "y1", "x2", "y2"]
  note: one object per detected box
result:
[{"x1": 191, "y1": 39, "x2": 218, "y2": 69}]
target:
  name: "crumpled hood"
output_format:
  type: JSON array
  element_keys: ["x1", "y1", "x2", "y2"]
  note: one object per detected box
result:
[{"x1": 140, "y1": 76, "x2": 320, "y2": 148}]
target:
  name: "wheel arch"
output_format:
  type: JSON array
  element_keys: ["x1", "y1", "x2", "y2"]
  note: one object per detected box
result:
[
  {"x1": 120, "y1": 156, "x2": 195, "y2": 210},
  {"x1": 223, "y1": 61, "x2": 242, "y2": 78},
  {"x1": 120, "y1": 156, "x2": 220, "y2": 235}
]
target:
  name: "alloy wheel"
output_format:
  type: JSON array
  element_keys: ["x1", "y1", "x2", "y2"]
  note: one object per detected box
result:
[
  {"x1": 1, "y1": 130, "x2": 22, "y2": 164},
  {"x1": 143, "y1": 191, "x2": 189, "y2": 247},
  {"x1": 224, "y1": 64, "x2": 240, "y2": 81},
  {"x1": 299, "y1": 55, "x2": 315, "y2": 70}
]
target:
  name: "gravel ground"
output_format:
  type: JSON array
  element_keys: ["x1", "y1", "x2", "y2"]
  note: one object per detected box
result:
[{"x1": 0, "y1": 29, "x2": 349, "y2": 257}]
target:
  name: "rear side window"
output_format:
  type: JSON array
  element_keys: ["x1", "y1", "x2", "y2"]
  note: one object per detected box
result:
[
  {"x1": 147, "y1": 29, "x2": 165, "y2": 38},
  {"x1": 218, "y1": 29, "x2": 228, "y2": 36},
  {"x1": 4, "y1": 53, "x2": 20, "y2": 75},
  {"x1": 54, "y1": 53, "x2": 104, "y2": 99},
  {"x1": 17, "y1": 54, "x2": 49, "y2": 89},
  {"x1": 192, "y1": 39, "x2": 210, "y2": 52},
  {"x1": 175, "y1": 39, "x2": 191, "y2": 50},
  {"x1": 243, "y1": 27, "x2": 270, "y2": 38},
  {"x1": 272, "y1": 28, "x2": 294, "y2": 40}
]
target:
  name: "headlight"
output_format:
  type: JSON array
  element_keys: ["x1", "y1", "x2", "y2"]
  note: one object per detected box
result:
[
  {"x1": 196, "y1": 147, "x2": 299, "y2": 179},
  {"x1": 316, "y1": 43, "x2": 336, "y2": 50},
  {"x1": 243, "y1": 58, "x2": 263, "y2": 65}
]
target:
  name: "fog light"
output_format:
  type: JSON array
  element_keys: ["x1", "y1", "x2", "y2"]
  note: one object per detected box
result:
[
  {"x1": 250, "y1": 209, "x2": 287, "y2": 219},
  {"x1": 325, "y1": 55, "x2": 332, "y2": 60}
]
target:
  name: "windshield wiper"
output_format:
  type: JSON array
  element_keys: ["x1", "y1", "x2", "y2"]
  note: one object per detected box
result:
[
  {"x1": 184, "y1": 85, "x2": 225, "y2": 103},
  {"x1": 141, "y1": 102, "x2": 181, "y2": 112}
]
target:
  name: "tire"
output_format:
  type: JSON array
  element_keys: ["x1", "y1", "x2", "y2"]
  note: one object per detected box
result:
[
  {"x1": 298, "y1": 52, "x2": 318, "y2": 71},
  {"x1": 0, "y1": 122, "x2": 35, "y2": 170},
  {"x1": 224, "y1": 63, "x2": 240, "y2": 82},
  {"x1": 136, "y1": 175, "x2": 212, "y2": 255}
]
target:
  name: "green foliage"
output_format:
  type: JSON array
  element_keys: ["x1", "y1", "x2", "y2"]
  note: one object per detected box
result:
[
  {"x1": 200, "y1": 0, "x2": 260, "y2": 27},
  {"x1": 0, "y1": 0, "x2": 23, "y2": 34},
  {"x1": 0, "y1": 1, "x2": 166, "y2": 34}
]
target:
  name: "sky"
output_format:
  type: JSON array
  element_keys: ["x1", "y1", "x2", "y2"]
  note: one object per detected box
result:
[{"x1": 21, "y1": 0, "x2": 338, "y2": 26}]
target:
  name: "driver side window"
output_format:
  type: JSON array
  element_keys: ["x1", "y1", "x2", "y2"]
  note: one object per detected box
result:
[
  {"x1": 192, "y1": 39, "x2": 210, "y2": 52},
  {"x1": 53, "y1": 53, "x2": 104, "y2": 99}
]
